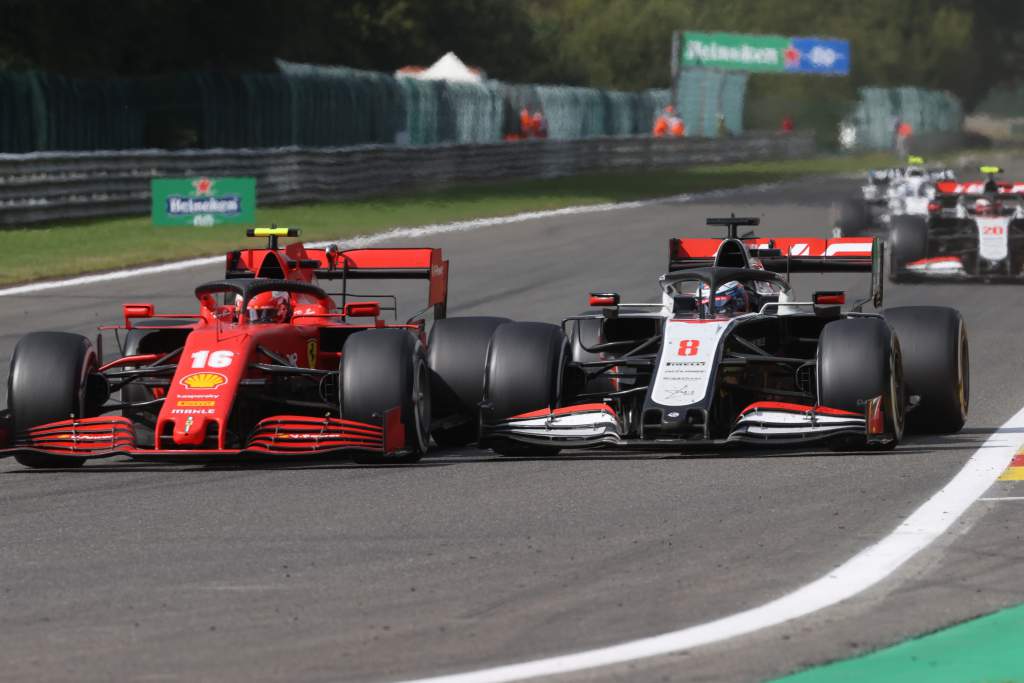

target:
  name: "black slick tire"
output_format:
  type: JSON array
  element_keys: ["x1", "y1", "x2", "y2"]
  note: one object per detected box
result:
[
  {"x1": 836, "y1": 199, "x2": 869, "y2": 237},
  {"x1": 483, "y1": 322, "x2": 566, "y2": 457},
  {"x1": 817, "y1": 317, "x2": 904, "y2": 449},
  {"x1": 427, "y1": 316, "x2": 510, "y2": 447},
  {"x1": 342, "y1": 329, "x2": 430, "y2": 464},
  {"x1": 883, "y1": 306, "x2": 968, "y2": 434},
  {"x1": 9, "y1": 332, "x2": 100, "y2": 468},
  {"x1": 889, "y1": 215, "x2": 928, "y2": 281}
]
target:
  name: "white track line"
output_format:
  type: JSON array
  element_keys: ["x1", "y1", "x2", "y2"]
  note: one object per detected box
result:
[
  {"x1": 395, "y1": 408, "x2": 1024, "y2": 683},
  {"x1": 0, "y1": 182, "x2": 782, "y2": 297}
]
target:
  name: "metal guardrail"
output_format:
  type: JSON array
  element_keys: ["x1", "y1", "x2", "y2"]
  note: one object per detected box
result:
[{"x1": 0, "y1": 132, "x2": 814, "y2": 226}]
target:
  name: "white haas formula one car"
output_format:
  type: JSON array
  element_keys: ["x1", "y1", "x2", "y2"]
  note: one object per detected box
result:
[
  {"x1": 890, "y1": 166, "x2": 1024, "y2": 281},
  {"x1": 476, "y1": 217, "x2": 969, "y2": 455},
  {"x1": 836, "y1": 156, "x2": 955, "y2": 237}
]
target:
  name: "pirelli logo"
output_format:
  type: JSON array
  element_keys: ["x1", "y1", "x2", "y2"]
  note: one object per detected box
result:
[{"x1": 176, "y1": 400, "x2": 216, "y2": 407}]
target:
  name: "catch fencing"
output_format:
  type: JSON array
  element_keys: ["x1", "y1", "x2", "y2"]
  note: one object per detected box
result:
[
  {"x1": 0, "y1": 63, "x2": 671, "y2": 153},
  {"x1": 842, "y1": 87, "x2": 963, "y2": 151},
  {"x1": 0, "y1": 131, "x2": 813, "y2": 226}
]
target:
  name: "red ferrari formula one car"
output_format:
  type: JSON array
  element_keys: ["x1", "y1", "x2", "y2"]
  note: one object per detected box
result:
[
  {"x1": 476, "y1": 217, "x2": 969, "y2": 455},
  {"x1": 0, "y1": 228, "x2": 503, "y2": 468}
]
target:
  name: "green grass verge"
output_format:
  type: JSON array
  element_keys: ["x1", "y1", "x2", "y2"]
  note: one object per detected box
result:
[
  {"x1": 3, "y1": 152, "x2": 896, "y2": 286},
  {"x1": 767, "y1": 602, "x2": 1024, "y2": 683}
]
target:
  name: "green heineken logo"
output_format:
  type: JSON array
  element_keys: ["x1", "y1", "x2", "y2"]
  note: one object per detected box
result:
[{"x1": 151, "y1": 177, "x2": 256, "y2": 227}]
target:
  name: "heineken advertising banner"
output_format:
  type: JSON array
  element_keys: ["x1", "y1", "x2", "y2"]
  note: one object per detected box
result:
[
  {"x1": 681, "y1": 32, "x2": 849, "y2": 75},
  {"x1": 151, "y1": 177, "x2": 256, "y2": 226}
]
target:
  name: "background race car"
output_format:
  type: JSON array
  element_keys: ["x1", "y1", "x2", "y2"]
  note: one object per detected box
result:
[
  {"x1": 0, "y1": 228, "x2": 503, "y2": 468},
  {"x1": 835, "y1": 156, "x2": 955, "y2": 237},
  {"x1": 473, "y1": 217, "x2": 968, "y2": 456},
  {"x1": 890, "y1": 166, "x2": 1024, "y2": 281}
]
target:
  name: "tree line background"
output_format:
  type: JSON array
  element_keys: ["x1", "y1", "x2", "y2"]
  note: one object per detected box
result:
[{"x1": 1, "y1": 0, "x2": 1021, "y2": 112}]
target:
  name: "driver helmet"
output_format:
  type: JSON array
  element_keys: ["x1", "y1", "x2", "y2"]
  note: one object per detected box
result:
[
  {"x1": 246, "y1": 291, "x2": 291, "y2": 324},
  {"x1": 697, "y1": 280, "x2": 752, "y2": 317},
  {"x1": 974, "y1": 197, "x2": 996, "y2": 217}
]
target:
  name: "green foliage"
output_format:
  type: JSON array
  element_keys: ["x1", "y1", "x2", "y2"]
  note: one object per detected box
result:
[
  {"x1": 523, "y1": 0, "x2": 1024, "y2": 109},
  {"x1": 1, "y1": 0, "x2": 1021, "y2": 141},
  {"x1": 0, "y1": 0, "x2": 539, "y2": 82}
]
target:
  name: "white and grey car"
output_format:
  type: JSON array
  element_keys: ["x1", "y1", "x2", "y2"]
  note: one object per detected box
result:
[{"x1": 836, "y1": 162, "x2": 955, "y2": 236}]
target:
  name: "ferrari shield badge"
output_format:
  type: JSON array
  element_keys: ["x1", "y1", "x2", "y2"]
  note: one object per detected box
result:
[{"x1": 306, "y1": 339, "x2": 318, "y2": 368}]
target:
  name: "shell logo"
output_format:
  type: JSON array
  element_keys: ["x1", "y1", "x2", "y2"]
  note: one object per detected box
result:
[{"x1": 179, "y1": 372, "x2": 228, "y2": 390}]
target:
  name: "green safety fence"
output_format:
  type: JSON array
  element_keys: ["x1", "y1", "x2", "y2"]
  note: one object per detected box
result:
[
  {"x1": 0, "y1": 70, "x2": 144, "y2": 152},
  {"x1": 974, "y1": 84, "x2": 1024, "y2": 118},
  {"x1": 0, "y1": 62, "x2": 670, "y2": 152},
  {"x1": 843, "y1": 87, "x2": 963, "y2": 150},
  {"x1": 675, "y1": 68, "x2": 748, "y2": 137}
]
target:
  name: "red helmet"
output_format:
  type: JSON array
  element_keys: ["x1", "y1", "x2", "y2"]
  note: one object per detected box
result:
[{"x1": 246, "y1": 291, "x2": 290, "y2": 324}]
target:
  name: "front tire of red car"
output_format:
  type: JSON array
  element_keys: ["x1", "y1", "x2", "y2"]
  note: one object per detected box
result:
[
  {"x1": 9, "y1": 332, "x2": 100, "y2": 468},
  {"x1": 341, "y1": 328, "x2": 430, "y2": 464}
]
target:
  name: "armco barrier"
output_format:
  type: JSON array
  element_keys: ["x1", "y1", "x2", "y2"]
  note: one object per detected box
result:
[{"x1": 0, "y1": 132, "x2": 813, "y2": 226}]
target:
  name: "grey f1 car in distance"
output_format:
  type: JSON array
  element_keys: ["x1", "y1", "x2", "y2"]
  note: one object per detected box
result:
[
  {"x1": 472, "y1": 217, "x2": 968, "y2": 456},
  {"x1": 890, "y1": 166, "x2": 1024, "y2": 281},
  {"x1": 835, "y1": 157, "x2": 955, "y2": 237}
]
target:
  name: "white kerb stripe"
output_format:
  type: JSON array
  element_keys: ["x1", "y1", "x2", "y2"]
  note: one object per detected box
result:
[{"x1": 394, "y1": 405, "x2": 1024, "y2": 683}]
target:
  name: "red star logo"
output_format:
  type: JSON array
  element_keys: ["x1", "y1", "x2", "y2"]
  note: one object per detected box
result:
[
  {"x1": 192, "y1": 177, "x2": 215, "y2": 195},
  {"x1": 784, "y1": 45, "x2": 801, "y2": 67}
]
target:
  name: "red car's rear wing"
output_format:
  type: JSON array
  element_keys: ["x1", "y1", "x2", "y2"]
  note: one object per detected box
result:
[
  {"x1": 312, "y1": 248, "x2": 449, "y2": 310},
  {"x1": 669, "y1": 237, "x2": 876, "y2": 273},
  {"x1": 226, "y1": 239, "x2": 449, "y2": 314},
  {"x1": 935, "y1": 180, "x2": 1024, "y2": 195}
]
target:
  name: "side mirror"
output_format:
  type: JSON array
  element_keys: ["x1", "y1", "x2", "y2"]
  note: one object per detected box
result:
[
  {"x1": 123, "y1": 303, "x2": 155, "y2": 328},
  {"x1": 813, "y1": 291, "x2": 845, "y2": 305},
  {"x1": 344, "y1": 301, "x2": 381, "y2": 318},
  {"x1": 589, "y1": 292, "x2": 620, "y2": 307}
]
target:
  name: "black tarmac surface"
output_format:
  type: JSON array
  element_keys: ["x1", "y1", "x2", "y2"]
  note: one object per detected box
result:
[{"x1": 2, "y1": 175, "x2": 1023, "y2": 682}]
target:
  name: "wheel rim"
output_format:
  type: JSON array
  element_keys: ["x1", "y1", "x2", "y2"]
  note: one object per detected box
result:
[
  {"x1": 889, "y1": 339, "x2": 905, "y2": 440},
  {"x1": 956, "y1": 321, "x2": 969, "y2": 420}
]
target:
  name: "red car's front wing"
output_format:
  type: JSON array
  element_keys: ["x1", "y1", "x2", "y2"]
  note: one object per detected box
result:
[{"x1": 0, "y1": 411, "x2": 408, "y2": 463}]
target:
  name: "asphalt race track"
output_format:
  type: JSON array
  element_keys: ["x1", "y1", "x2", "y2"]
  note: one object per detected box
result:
[{"x1": 3, "y1": 174, "x2": 1024, "y2": 683}]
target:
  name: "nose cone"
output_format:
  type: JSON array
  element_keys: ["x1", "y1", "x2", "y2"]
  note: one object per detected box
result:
[{"x1": 172, "y1": 415, "x2": 209, "y2": 447}]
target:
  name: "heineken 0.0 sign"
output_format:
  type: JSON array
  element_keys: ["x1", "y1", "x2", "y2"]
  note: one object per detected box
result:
[
  {"x1": 681, "y1": 31, "x2": 849, "y2": 76},
  {"x1": 151, "y1": 177, "x2": 256, "y2": 226}
]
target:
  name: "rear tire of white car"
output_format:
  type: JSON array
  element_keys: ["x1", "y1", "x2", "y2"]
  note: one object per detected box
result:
[
  {"x1": 889, "y1": 215, "x2": 928, "y2": 281},
  {"x1": 817, "y1": 318, "x2": 905, "y2": 449},
  {"x1": 883, "y1": 306, "x2": 968, "y2": 434},
  {"x1": 482, "y1": 322, "x2": 566, "y2": 457},
  {"x1": 427, "y1": 316, "x2": 511, "y2": 447}
]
